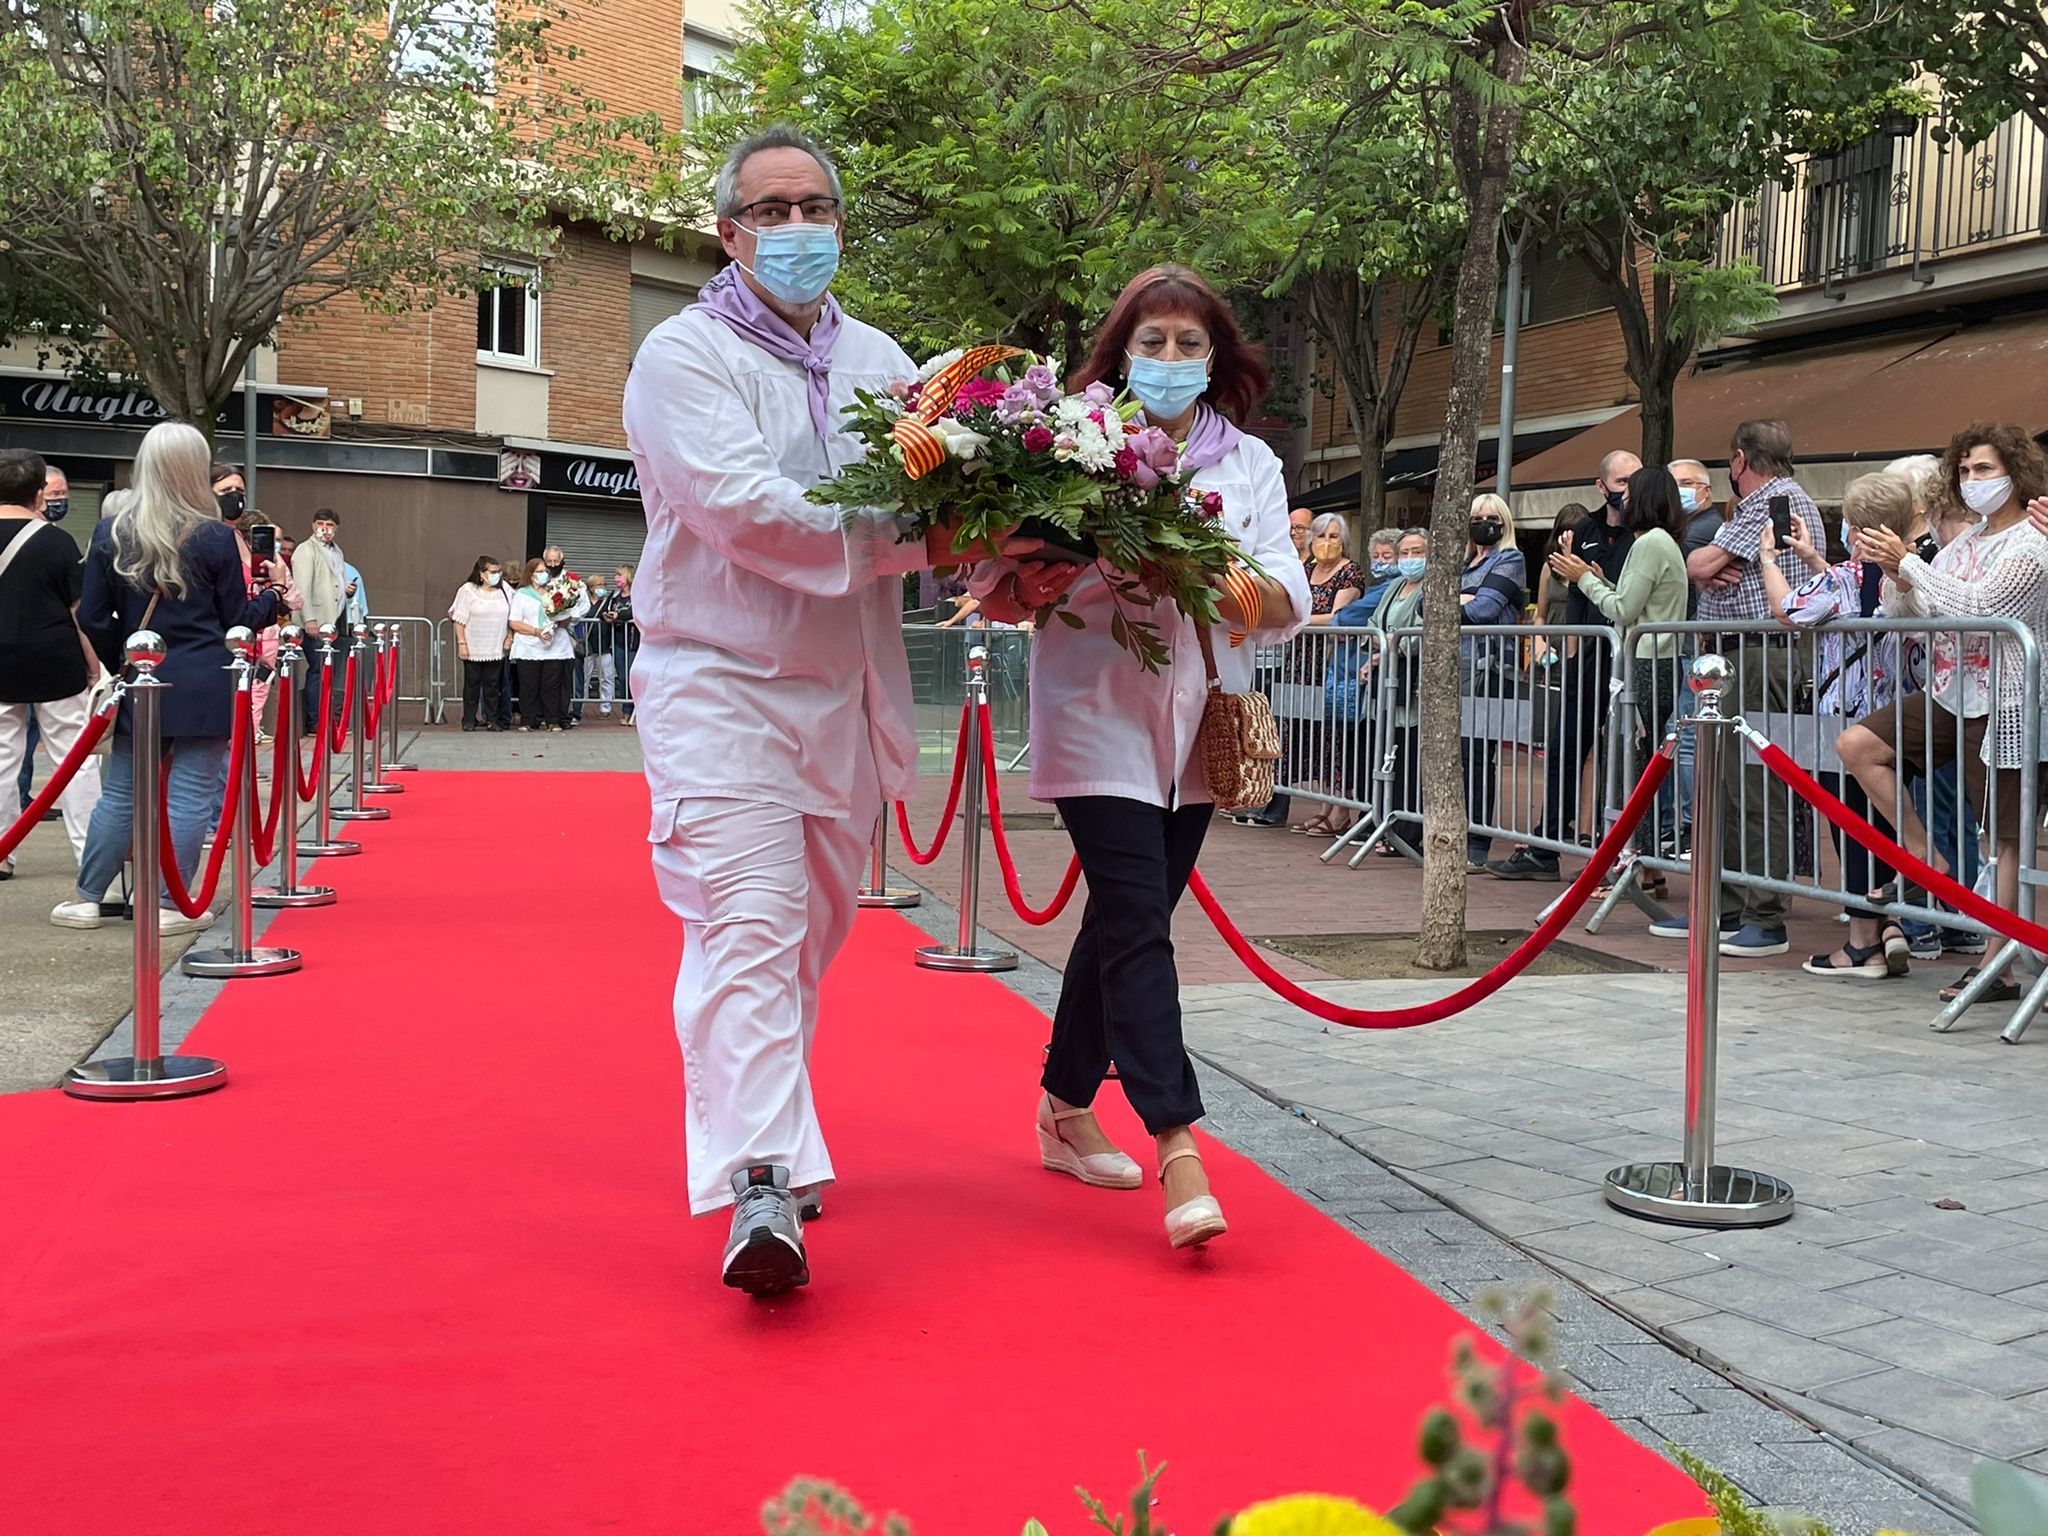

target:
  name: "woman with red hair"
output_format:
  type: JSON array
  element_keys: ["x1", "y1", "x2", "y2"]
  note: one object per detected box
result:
[{"x1": 976, "y1": 264, "x2": 1310, "y2": 1250}]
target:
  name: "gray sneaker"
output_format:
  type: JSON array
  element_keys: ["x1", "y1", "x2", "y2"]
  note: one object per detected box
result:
[{"x1": 722, "y1": 1165, "x2": 808, "y2": 1295}]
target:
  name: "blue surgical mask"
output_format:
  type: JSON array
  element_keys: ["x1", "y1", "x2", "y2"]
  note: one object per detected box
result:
[
  {"x1": 1125, "y1": 352, "x2": 1210, "y2": 422},
  {"x1": 1397, "y1": 556, "x2": 1426, "y2": 580},
  {"x1": 737, "y1": 221, "x2": 841, "y2": 305},
  {"x1": 1678, "y1": 486, "x2": 1700, "y2": 513},
  {"x1": 1370, "y1": 558, "x2": 1397, "y2": 579}
]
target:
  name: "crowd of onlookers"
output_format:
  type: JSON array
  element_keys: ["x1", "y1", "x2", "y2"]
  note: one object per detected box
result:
[
  {"x1": 1226, "y1": 418, "x2": 2048, "y2": 1003},
  {"x1": 0, "y1": 419, "x2": 642, "y2": 935}
]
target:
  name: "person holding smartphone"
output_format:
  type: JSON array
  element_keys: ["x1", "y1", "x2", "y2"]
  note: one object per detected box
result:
[{"x1": 1672, "y1": 419, "x2": 1821, "y2": 959}]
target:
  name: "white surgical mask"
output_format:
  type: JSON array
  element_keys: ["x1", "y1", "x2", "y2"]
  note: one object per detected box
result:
[
  {"x1": 484, "y1": 572, "x2": 501, "y2": 587},
  {"x1": 1960, "y1": 475, "x2": 2013, "y2": 516}
]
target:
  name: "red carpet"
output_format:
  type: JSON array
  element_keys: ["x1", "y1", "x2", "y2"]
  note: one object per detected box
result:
[{"x1": 0, "y1": 771, "x2": 1703, "y2": 1535}]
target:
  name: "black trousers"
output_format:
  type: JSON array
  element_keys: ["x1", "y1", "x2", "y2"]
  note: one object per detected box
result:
[
  {"x1": 516, "y1": 658, "x2": 574, "y2": 728},
  {"x1": 495, "y1": 658, "x2": 514, "y2": 727},
  {"x1": 1538, "y1": 643, "x2": 1611, "y2": 840},
  {"x1": 1044, "y1": 796, "x2": 1211, "y2": 1135},
  {"x1": 462, "y1": 658, "x2": 503, "y2": 728}
]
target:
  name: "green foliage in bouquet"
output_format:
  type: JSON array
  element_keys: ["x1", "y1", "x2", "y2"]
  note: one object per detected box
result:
[{"x1": 806, "y1": 351, "x2": 1256, "y2": 673}]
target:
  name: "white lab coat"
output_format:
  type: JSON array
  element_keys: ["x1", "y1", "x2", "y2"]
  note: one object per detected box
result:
[
  {"x1": 623, "y1": 307, "x2": 927, "y2": 828},
  {"x1": 621, "y1": 300, "x2": 926, "y2": 1217},
  {"x1": 977, "y1": 433, "x2": 1310, "y2": 807}
]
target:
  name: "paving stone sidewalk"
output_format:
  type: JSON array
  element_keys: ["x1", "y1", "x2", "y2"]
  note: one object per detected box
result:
[{"x1": 1178, "y1": 969, "x2": 2048, "y2": 1521}]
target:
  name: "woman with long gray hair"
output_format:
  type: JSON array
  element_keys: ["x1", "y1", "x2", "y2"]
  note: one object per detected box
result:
[{"x1": 52, "y1": 422, "x2": 291, "y2": 933}]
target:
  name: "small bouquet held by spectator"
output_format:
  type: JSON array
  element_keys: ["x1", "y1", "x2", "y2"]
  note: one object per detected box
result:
[
  {"x1": 534, "y1": 570, "x2": 588, "y2": 624},
  {"x1": 807, "y1": 344, "x2": 1251, "y2": 670}
]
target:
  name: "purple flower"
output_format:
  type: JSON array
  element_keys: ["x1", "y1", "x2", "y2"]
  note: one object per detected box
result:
[
  {"x1": 1082, "y1": 381, "x2": 1115, "y2": 407},
  {"x1": 1022, "y1": 425, "x2": 1054, "y2": 453},
  {"x1": 1127, "y1": 425, "x2": 1178, "y2": 476},
  {"x1": 1022, "y1": 363, "x2": 1058, "y2": 395},
  {"x1": 1201, "y1": 490, "x2": 1224, "y2": 518}
]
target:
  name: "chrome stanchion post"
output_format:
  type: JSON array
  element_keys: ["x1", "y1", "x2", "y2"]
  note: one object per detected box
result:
[
  {"x1": 184, "y1": 629, "x2": 301, "y2": 978},
  {"x1": 916, "y1": 645, "x2": 1017, "y2": 972},
  {"x1": 300, "y1": 624, "x2": 361, "y2": 855},
  {"x1": 65, "y1": 632, "x2": 229, "y2": 1100},
  {"x1": 334, "y1": 626, "x2": 389, "y2": 822},
  {"x1": 1605, "y1": 654, "x2": 1793, "y2": 1227},
  {"x1": 253, "y1": 626, "x2": 335, "y2": 908},
  {"x1": 363, "y1": 623, "x2": 402, "y2": 795},
  {"x1": 382, "y1": 623, "x2": 416, "y2": 772},
  {"x1": 857, "y1": 811, "x2": 922, "y2": 909}
]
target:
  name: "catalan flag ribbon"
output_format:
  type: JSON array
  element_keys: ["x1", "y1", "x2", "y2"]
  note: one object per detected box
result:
[{"x1": 889, "y1": 344, "x2": 1030, "y2": 481}]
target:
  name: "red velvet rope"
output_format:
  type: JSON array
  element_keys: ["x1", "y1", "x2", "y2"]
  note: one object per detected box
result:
[
  {"x1": 298, "y1": 675, "x2": 330, "y2": 801},
  {"x1": 0, "y1": 703, "x2": 113, "y2": 863},
  {"x1": 251, "y1": 726, "x2": 291, "y2": 864},
  {"x1": 1187, "y1": 747, "x2": 1674, "y2": 1029},
  {"x1": 894, "y1": 701, "x2": 974, "y2": 866},
  {"x1": 364, "y1": 650, "x2": 386, "y2": 741},
  {"x1": 159, "y1": 704, "x2": 252, "y2": 918},
  {"x1": 977, "y1": 703, "x2": 1082, "y2": 925},
  {"x1": 327, "y1": 654, "x2": 358, "y2": 755},
  {"x1": 1749, "y1": 733, "x2": 2048, "y2": 954}
]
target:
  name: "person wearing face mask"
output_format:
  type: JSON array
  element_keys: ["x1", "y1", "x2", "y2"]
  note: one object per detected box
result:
[
  {"x1": 16, "y1": 463, "x2": 81, "y2": 823},
  {"x1": 1450, "y1": 493, "x2": 1527, "y2": 870},
  {"x1": 972, "y1": 263, "x2": 1310, "y2": 1254},
  {"x1": 1287, "y1": 514, "x2": 1366, "y2": 835},
  {"x1": 1487, "y1": 450, "x2": 1637, "y2": 882},
  {"x1": 1365, "y1": 527, "x2": 1431, "y2": 856},
  {"x1": 622, "y1": 124, "x2": 971, "y2": 1297},
  {"x1": 1836, "y1": 423, "x2": 2048, "y2": 1009},
  {"x1": 449, "y1": 555, "x2": 512, "y2": 731},
  {"x1": 1674, "y1": 420, "x2": 1821, "y2": 959},
  {"x1": 210, "y1": 464, "x2": 294, "y2": 746},
  {"x1": 291, "y1": 508, "x2": 354, "y2": 736}
]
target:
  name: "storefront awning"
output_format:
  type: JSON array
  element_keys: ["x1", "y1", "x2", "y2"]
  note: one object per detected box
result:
[
  {"x1": 1497, "y1": 309, "x2": 2048, "y2": 492},
  {"x1": 1298, "y1": 426, "x2": 1586, "y2": 515}
]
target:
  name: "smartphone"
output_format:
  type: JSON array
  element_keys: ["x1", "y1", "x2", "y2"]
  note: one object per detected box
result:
[
  {"x1": 249, "y1": 523, "x2": 277, "y2": 560},
  {"x1": 1768, "y1": 494, "x2": 1792, "y2": 546}
]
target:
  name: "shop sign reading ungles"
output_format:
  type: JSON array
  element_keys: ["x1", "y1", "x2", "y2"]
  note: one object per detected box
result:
[
  {"x1": 497, "y1": 446, "x2": 641, "y2": 500},
  {"x1": 0, "y1": 375, "x2": 328, "y2": 435}
]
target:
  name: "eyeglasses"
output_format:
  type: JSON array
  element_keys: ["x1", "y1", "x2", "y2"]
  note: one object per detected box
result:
[{"x1": 735, "y1": 196, "x2": 841, "y2": 227}]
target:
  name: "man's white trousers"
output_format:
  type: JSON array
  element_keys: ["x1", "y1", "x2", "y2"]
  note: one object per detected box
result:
[{"x1": 650, "y1": 766, "x2": 878, "y2": 1216}]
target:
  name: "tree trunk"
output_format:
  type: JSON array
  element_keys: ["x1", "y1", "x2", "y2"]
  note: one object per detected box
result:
[
  {"x1": 1358, "y1": 420, "x2": 1389, "y2": 533},
  {"x1": 1637, "y1": 375, "x2": 1676, "y2": 470},
  {"x1": 1413, "y1": 18, "x2": 1528, "y2": 973}
]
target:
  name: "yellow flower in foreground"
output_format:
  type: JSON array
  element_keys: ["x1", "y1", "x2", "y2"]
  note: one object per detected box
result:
[
  {"x1": 1228, "y1": 1495, "x2": 1406, "y2": 1536},
  {"x1": 1642, "y1": 1522, "x2": 1720, "y2": 1536}
]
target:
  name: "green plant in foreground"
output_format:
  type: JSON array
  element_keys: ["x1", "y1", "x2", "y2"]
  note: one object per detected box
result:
[
  {"x1": 762, "y1": 1477, "x2": 915, "y2": 1536},
  {"x1": 1381, "y1": 1289, "x2": 1574, "y2": 1536}
]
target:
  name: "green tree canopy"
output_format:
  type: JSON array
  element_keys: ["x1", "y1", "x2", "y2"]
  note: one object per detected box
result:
[{"x1": 0, "y1": 0, "x2": 670, "y2": 431}]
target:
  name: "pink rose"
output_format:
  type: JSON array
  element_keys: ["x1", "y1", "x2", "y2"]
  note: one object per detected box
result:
[
  {"x1": 1113, "y1": 446, "x2": 1138, "y2": 478},
  {"x1": 1127, "y1": 425, "x2": 1179, "y2": 476},
  {"x1": 886, "y1": 378, "x2": 914, "y2": 402},
  {"x1": 1082, "y1": 381, "x2": 1116, "y2": 407},
  {"x1": 1023, "y1": 425, "x2": 1054, "y2": 453}
]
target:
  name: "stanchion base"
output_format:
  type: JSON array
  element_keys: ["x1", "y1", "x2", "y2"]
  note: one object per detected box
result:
[
  {"x1": 332, "y1": 807, "x2": 390, "y2": 822},
  {"x1": 363, "y1": 781, "x2": 404, "y2": 795},
  {"x1": 382, "y1": 761, "x2": 418, "y2": 773},
  {"x1": 858, "y1": 887, "x2": 923, "y2": 909},
  {"x1": 251, "y1": 884, "x2": 336, "y2": 909},
  {"x1": 1604, "y1": 1161, "x2": 1795, "y2": 1228},
  {"x1": 297, "y1": 839, "x2": 360, "y2": 857},
  {"x1": 181, "y1": 945, "x2": 303, "y2": 978},
  {"x1": 915, "y1": 944, "x2": 1017, "y2": 973},
  {"x1": 64, "y1": 1055, "x2": 228, "y2": 1100}
]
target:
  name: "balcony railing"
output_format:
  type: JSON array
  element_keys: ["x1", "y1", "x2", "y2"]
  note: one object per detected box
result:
[{"x1": 1722, "y1": 110, "x2": 2048, "y2": 293}]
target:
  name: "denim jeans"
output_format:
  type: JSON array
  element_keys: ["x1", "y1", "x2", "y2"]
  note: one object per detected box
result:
[
  {"x1": 75, "y1": 735, "x2": 231, "y2": 906},
  {"x1": 1903, "y1": 760, "x2": 1982, "y2": 941},
  {"x1": 16, "y1": 711, "x2": 38, "y2": 809}
]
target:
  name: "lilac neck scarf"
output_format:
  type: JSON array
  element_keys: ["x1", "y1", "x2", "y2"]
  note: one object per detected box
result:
[
  {"x1": 690, "y1": 264, "x2": 844, "y2": 440},
  {"x1": 1179, "y1": 403, "x2": 1242, "y2": 473}
]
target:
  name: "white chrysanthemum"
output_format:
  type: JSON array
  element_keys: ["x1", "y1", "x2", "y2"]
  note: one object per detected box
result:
[
  {"x1": 1051, "y1": 397, "x2": 1093, "y2": 428},
  {"x1": 919, "y1": 347, "x2": 965, "y2": 381}
]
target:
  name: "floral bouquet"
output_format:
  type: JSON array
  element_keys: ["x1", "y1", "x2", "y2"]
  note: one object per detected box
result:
[
  {"x1": 806, "y1": 345, "x2": 1248, "y2": 671},
  {"x1": 534, "y1": 571, "x2": 588, "y2": 623}
]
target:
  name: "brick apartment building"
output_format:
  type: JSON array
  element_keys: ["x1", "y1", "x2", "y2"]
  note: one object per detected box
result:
[
  {"x1": 0, "y1": 0, "x2": 743, "y2": 624},
  {"x1": 1293, "y1": 104, "x2": 2048, "y2": 545}
]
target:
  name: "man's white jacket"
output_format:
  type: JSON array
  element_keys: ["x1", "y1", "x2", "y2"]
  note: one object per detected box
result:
[{"x1": 622, "y1": 306, "x2": 927, "y2": 837}]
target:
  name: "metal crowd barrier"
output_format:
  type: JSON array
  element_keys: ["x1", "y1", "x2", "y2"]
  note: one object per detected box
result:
[
  {"x1": 365, "y1": 614, "x2": 442, "y2": 724},
  {"x1": 903, "y1": 622, "x2": 1031, "y2": 771},
  {"x1": 902, "y1": 610, "x2": 2047, "y2": 1038}
]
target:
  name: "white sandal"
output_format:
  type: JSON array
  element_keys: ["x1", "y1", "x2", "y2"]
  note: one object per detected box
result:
[
  {"x1": 1160, "y1": 1146, "x2": 1228, "y2": 1249},
  {"x1": 1036, "y1": 1095, "x2": 1142, "y2": 1190}
]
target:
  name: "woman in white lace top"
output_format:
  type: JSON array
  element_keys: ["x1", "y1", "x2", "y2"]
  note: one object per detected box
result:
[{"x1": 1837, "y1": 423, "x2": 2048, "y2": 1005}]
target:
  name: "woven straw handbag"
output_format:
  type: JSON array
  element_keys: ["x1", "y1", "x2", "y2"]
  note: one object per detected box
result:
[{"x1": 1194, "y1": 625, "x2": 1280, "y2": 812}]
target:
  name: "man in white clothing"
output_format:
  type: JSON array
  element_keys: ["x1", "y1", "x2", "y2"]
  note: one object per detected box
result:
[{"x1": 622, "y1": 124, "x2": 972, "y2": 1295}]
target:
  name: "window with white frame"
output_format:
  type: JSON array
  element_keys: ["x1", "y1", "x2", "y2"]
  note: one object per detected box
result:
[
  {"x1": 395, "y1": 0, "x2": 497, "y2": 87},
  {"x1": 476, "y1": 269, "x2": 538, "y2": 367}
]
